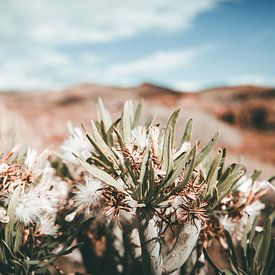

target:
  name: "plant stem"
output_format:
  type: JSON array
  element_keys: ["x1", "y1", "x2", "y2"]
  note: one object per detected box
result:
[
  {"x1": 163, "y1": 220, "x2": 201, "y2": 274},
  {"x1": 136, "y1": 207, "x2": 163, "y2": 275}
]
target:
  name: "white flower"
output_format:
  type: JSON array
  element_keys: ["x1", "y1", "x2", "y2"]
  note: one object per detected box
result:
[
  {"x1": 74, "y1": 176, "x2": 104, "y2": 210},
  {"x1": 244, "y1": 200, "x2": 265, "y2": 219},
  {"x1": 36, "y1": 216, "x2": 58, "y2": 236},
  {"x1": 37, "y1": 163, "x2": 69, "y2": 204},
  {"x1": 24, "y1": 148, "x2": 49, "y2": 177},
  {"x1": 237, "y1": 176, "x2": 274, "y2": 195},
  {"x1": 15, "y1": 189, "x2": 55, "y2": 225},
  {"x1": 130, "y1": 126, "x2": 148, "y2": 149},
  {"x1": 220, "y1": 199, "x2": 265, "y2": 242},
  {"x1": 60, "y1": 124, "x2": 91, "y2": 164}
]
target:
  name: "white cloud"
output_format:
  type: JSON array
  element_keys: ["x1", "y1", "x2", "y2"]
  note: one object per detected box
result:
[
  {"x1": 0, "y1": 0, "x2": 223, "y2": 90},
  {"x1": 107, "y1": 49, "x2": 199, "y2": 76},
  {"x1": 0, "y1": 0, "x2": 221, "y2": 45},
  {"x1": 227, "y1": 74, "x2": 275, "y2": 87},
  {"x1": 0, "y1": 47, "x2": 100, "y2": 89},
  {"x1": 173, "y1": 80, "x2": 203, "y2": 92},
  {"x1": 103, "y1": 46, "x2": 212, "y2": 84}
]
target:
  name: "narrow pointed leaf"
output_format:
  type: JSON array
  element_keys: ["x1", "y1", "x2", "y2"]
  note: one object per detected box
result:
[
  {"x1": 76, "y1": 156, "x2": 124, "y2": 192},
  {"x1": 195, "y1": 132, "x2": 219, "y2": 167},
  {"x1": 181, "y1": 118, "x2": 193, "y2": 143}
]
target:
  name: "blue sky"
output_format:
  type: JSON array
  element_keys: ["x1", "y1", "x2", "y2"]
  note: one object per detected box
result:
[{"x1": 0, "y1": 0, "x2": 274, "y2": 91}]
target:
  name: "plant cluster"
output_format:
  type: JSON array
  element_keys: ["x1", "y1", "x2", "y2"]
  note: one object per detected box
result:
[{"x1": 0, "y1": 99, "x2": 274, "y2": 275}]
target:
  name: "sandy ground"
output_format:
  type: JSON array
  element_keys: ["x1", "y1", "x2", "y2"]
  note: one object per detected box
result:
[{"x1": 0, "y1": 83, "x2": 274, "y2": 178}]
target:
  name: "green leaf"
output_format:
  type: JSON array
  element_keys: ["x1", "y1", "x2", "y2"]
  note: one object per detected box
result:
[
  {"x1": 1, "y1": 240, "x2": 16, "y2": 260},
  {"x1": 89, "y1": 120, "x2": 119, "y2": 168},
  {"x1": 144, "y1": 114, "x2": 154, "y2": 128},
  {"x1": 158, "y1": 144, "x2": 192, "y2": 192},
  {"x1": 161, "y1": 109, "x2": 180, "y2": 171},
  {"x1": 217, "y1": 148, "x2": 226, "y2": 180},
  {"x1": 133, "y1": 100, "x2": 143, "y2": 128},
  {"x1": 181, "y1": 118, "x2": 193, "y2": 143},
  {"x1": 75, "y1": 156, "x2": 125, "y2": 192},
  {"x1": 224, "y1": 230, "x2": 239, "y2": 269},
  {"x1": 13, "y1": 223, "x2": 23, "y2": 252},
  {"x1": 214, "y1": 163, "x2": 246, "y2": 207},
  {"x1": 97, "y1": 98, "x2": 112, "y2": 130},
  {"x1": 251, "y1": 170, "x2": 261, "y2": 182},
  {"x1": 174, "y1": 146, "x2": 196, "y2": 191},
  {"x1": 5, "y1": 185, "x2": 22, "y2": 250},
  {"x1": 204, "y1": 149, "x2": 223, "y2": 199},
  {"x1": 260, "y1": 214, "x2": 272, "y2": 265},
  {"x1": 249, "y1": 216, "x2": 259, "y2": 248},
  {"x1": 162, "y1": 126, "x2": 173, "y2": 175},
  {"x1": 122, "y1": 100, "x2": 133, "y2": 142},
  {"x1": 263, "y1": 238, "x2": 274, "y2": 275},
  {"x1": 195, "y1": 132, "x2": 219, "y2": 167},
  {"x1": 135, "y1": 143, "x2": 151, "y2": 201},
  {"x1": 145, "y1": 158, "x2": 155, "y2": 203}
]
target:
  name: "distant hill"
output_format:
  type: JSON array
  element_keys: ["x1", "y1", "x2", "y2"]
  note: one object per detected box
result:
[{"x1": 0, "y1": 83, "x2": 274, "y2": 178}]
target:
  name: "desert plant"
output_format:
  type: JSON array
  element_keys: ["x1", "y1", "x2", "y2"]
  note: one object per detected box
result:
[
  {"x1": 179, "y1": 170, "x2": 275, "y2": 274},
  {"x1": 61, "y1": 99, "x2": 251, "y2": 275},
  {"x1": 204, "y1": 211, "x2": 275, "y2": 275},
  {"x1": 0, "y1": 146, "x2": 77, "y2": 274}
]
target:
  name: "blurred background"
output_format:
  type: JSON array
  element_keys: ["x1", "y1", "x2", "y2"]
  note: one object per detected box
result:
[{"x1": 0, "y1": 0, "x2": 274, "y2": 178}]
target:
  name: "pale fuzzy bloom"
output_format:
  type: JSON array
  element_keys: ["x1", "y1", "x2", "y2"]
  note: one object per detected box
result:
[
  {"x1": 37, "y1": 164, "x2": 69, "y2": 203},
  {"x1": 173, "y1": 142, "x2": 191, "y2": 159},
  {"x1": 36, "y1": 216, "x2": 58, "y2": 236},
  {"x1": 220, "y1": 200, "x2": 265, "y2": 242},
  {"x1": 15, "y1": 189, "x2": 55, "y2": 225},
  {"x1": 50, "y1": 178, "x2": 69, "y2": 203},
  {"x1": 237, "y1": 176, "x2": 274, "y2": 195},
  {"x1": 60, "y1": 124, "x2": 91, "y2": 164},
  {"x1": 130, "y1": 126, "x2": 148, "y2": 149},
  {"x1": 244, "y1": 200, "x2": 265, "y2": 219},
  {"x1": 0, "y1": 207, "x2": 9, "y2": 223},
  {"x1": 74, "y1": 176, "x2": 104, "y2": 210},
  {"x1": 24, "y1": 148, "x2": 49, "y2": 177}
]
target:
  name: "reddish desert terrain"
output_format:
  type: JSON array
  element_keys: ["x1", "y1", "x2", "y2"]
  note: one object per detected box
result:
[{"x1": 0, "y1": 83, "x2": 274, "y2": 178}]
